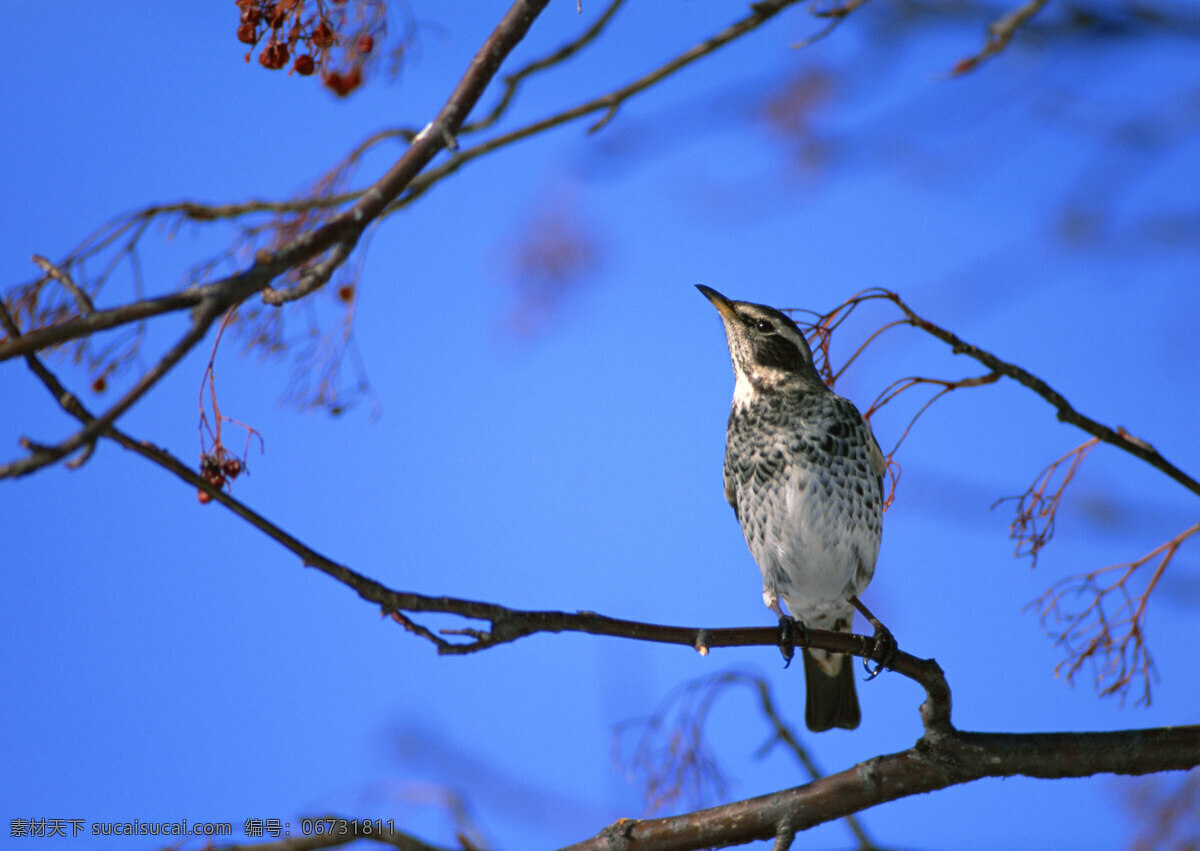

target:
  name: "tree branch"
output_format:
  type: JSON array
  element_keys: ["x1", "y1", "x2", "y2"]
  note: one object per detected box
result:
[
  {"x1": 564, "y1": 724, "x2": 1200, "y2": 850},
  {"x1": 952, "y1": 0, "x2": 1053, "y2": 75},
  {"x1": 384, "y1": 0, "x2": 815, "y2": 213},
  {"x1": 828, "y1": 289, "x2": 1200, "y2": 500},
  {"x1": 898, "y1": 298, "x2": 1200, "y2": 498},
  {"x1": 2, "y1": 0, "x2": 555, "y2": 473},
  {"x1": 4, "y1": 292, "x2": 957, "y2": 745},
  {"x1": 460, "y1": 0, "x2": 630, "y2": 135},
  {"x1": 2, "y1": 0, "x2": 817, "y2": 368},
  {"x1": 0, "y1": 294, "x2": 226, "y2": 479}
]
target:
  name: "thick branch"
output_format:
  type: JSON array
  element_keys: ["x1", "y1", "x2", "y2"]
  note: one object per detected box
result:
[
  {"x1": 564, "y1": 725, "x2": 1200, "y2": 850},
  {"x1": 0, "y1": 288, "x2": 204, "y2": 362}
]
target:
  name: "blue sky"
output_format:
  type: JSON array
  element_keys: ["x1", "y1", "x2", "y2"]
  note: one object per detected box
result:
[{"x1": 3, "y1": 2, "x2": 1198, "y2": 849}]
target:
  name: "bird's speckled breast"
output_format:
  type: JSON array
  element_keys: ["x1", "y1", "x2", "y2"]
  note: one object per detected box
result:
[{"x1": 725, "y1": 390, "x2": 882, "y2": 625}]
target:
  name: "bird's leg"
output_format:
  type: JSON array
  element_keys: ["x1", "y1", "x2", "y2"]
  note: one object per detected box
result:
[
  {"x1": 769, "y1": 599, "x2": 809, "y2": 669},
  {"x1": 850, "y1": 595, "x2": 896, "y2": 680}
]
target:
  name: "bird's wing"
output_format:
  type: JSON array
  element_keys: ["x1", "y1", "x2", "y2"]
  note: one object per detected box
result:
[
  {"x1": 723, "y1": 454, "x2": 740, "y2": 521},
  {"x1": 865, "y1": 416, "x2": 886, "y2": 494}
]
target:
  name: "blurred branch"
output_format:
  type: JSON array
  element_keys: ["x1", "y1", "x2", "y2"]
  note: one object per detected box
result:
[
  {"x1": 616, "y1": 670, "x2": 880, "y2": 850},
  {"x1": 565, "y1": 724, "x2": 1200, "y2": 851},
  {"x1": 0, "y1": 293, "x2": 226, "y2": 479},
  {"x1": 1121, "y1": 770, "x2": 1200, "y2": 851},
  {"x1": 952, "y1": 0, "x2": 1052, "y2": 75}
]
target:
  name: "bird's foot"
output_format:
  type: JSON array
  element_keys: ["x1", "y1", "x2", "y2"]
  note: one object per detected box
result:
[
  {"x1": 849, "y1": 594, "x2": 896, "y2": 680},
  {"x1": 862, "y1": 623, "x2": 896, "y2": 681},
  {"x1": 777, "y1": 615, "x2": 810, "y2": 669}
]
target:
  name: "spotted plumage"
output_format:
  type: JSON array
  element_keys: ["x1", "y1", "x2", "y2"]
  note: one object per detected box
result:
[{"x1": 698, "y1": 285, "x2": 887, "y2": 732}]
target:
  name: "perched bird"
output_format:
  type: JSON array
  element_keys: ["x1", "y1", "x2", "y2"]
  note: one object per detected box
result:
[{"x1": 697, "y1": 285, "x2": 892, "y2": 732}]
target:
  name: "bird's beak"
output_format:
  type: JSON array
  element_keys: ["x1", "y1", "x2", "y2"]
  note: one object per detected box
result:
[{"x1": 696, "y1": 285, "x2": 738, "y2": 322}]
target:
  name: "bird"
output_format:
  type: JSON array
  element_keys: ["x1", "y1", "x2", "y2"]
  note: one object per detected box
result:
[{"x1": 697, "y1": 284, "x2": 893, "y2": 732}]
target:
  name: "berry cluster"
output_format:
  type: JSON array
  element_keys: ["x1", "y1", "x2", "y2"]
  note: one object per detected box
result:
[
  {"x1": 197, "y1": 452, "x2": 245, "y2": 504},
  {"x1": 235, "y1": 0, "x2": 383, "y2": 96}
]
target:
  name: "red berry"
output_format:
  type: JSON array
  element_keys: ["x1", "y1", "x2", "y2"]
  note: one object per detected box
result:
[
  {"x1": 337, "y1": 284, "x2": 355, "y2": 302},
  {"x1": 223, "y1": 458, "x2": 243, "y2": 479},
  {"x1": 324, "y1": 66, "x2": 362, "y2": 96},
  {"x1": 240, "y1": 5, "x2": 262, "y2": 25},
  {"x1": 311, "y1": 20, "x2": 335, "y2": 49},
  {"x1": 259, "y1": 40, "x2": 289, "y2": 69},
  {"x1": 237, "y1": 22, "x2": 259, "y2": 45},
  {"x1": 91, "y1": 376, "x2": 107, "y2": 393},
  {"x1": 200, "y1": 454, "x2": 220, "y2": 476},
  {"x1": 356, "y1": 34, "x2": 374, "y2": 55},
  {"x1": 293, "y1": 54, "x2": 316, "y2": 75},
  {"x1": 197, "y1": 489, "x2": 213, "y2": 504}
]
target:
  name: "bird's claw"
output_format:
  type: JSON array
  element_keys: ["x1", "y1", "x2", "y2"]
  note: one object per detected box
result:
[
  {"x1": 778, "y1": 615, "x2": 810, "y2": 669},
  {"x1": 862, "y1": 624, "x2": 896, "y2": 681}
]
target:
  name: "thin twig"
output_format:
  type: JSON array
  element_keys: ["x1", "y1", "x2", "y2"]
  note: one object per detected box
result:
[
  {"x1": 384, "y1": 0, "x2": 814, "y2": 214},
  {"x1": 876, "y1": 290, "x2": 1200, "y2": 499},
  {"x1": 461, "y1": 0, "x2": 629, "y2": 135},
  {"x1": 951, "y1": 0, "x2": 1054, "y2": 75},
  {"x1": 262, "y1": 241, "x2": 355, "y2": 305},
  {"x1": 2, "y1": 295, "x2": 225, "y2": 479}
]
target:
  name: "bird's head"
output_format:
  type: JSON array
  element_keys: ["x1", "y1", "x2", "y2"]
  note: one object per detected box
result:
[{"x1": 696, "y1": 285, "x2": 823, "y2": 399}]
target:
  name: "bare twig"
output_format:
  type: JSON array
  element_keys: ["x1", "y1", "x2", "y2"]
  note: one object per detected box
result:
[
  {"x1": 383, "y1": 0, "x2": 816, "y2": 214},
  {"x1": 1030, "y1": 520, "x2": 1200, "y2": 704},
  {"x1": 812, "y1": 288, "x2": 1200, "y2": 500},
  {"x1": 1, "y1": 295, "x2": 226, "y2": 479},
  {"x1": 0, "y1": 285, "x2": 208, "y2": 362},
  {"x1": 951, "y1": 0, "x2": 1054, "y2": 75},
  {"x1": 996, "y1": 436, "x2": 1102, "y2": 567},
  {"x1": 461, "y1": 0, "x2": 629, "y2": 135},
  {"x1": 806, "y1": 288, "x2": 1199, "y2": 703},
  {"x1": 262, "y1": 241, "x2": 355, "y2": 305},
  {"x1": 30, "y1": 254, "x2": 94, "y2": 315}
]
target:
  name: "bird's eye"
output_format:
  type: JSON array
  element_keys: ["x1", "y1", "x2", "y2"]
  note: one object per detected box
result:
[{"x1": 754, "y1": 319, "x2": 774, "y2": 333}]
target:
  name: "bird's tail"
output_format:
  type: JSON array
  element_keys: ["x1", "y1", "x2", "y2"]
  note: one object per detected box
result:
[{"x1": 803, "y1": 650, "x2": 860, "y2": 732}]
